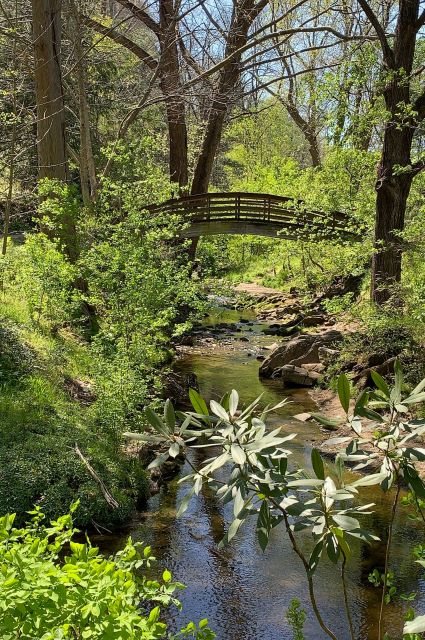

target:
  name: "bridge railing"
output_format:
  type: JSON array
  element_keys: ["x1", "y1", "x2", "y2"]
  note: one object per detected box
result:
[{"x1": 147, "y1": 192, "x2": 357, "y2": 238}]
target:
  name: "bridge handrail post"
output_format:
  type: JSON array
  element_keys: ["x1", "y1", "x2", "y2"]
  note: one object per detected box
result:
[{"x1": 207, "y1": 193, "x2": 210, "y2": 221}]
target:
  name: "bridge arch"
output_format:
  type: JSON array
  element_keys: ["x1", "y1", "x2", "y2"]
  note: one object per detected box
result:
[{"x1": 148, "y1": 192, "x2": 361, "y2": 242}]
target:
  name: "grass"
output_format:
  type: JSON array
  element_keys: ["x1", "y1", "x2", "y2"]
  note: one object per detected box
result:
[{"x1": 0, "y1": 275, "x2": 149, "y2": 530}]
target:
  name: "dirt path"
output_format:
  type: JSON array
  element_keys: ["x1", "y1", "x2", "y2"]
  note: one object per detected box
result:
[{"x1": 233, "y1": 282, "x2": 283, "y2": 297}]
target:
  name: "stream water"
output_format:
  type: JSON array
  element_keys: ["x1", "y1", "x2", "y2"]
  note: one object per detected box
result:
[{"x1": 109, "y1": 306, "x2": 425, "y2": 639}]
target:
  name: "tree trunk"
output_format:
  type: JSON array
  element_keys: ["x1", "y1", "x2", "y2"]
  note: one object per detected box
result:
[
  {"x1": 31, "y1": 0, "x2": 77, "y2": 261},
  {"x1": 191, "y1": 0, "x2": 266, "y2": 195},
  {"x1": 159, "y1": 0, "x2": 188, "y2": 189},
  {"x1": 371, "y1": 128, "x2": 413, "y2": 304},
  {"x1": 370, "y1": 0, "x2": 419, "y2": 304},
  {"x1": 70, "y1": 0, "x2": 98, "y2": 205}
]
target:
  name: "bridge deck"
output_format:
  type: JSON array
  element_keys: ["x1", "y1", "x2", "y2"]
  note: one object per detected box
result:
[{"x1": 147, "y1": 192, "x2": 361, "y2": 241}]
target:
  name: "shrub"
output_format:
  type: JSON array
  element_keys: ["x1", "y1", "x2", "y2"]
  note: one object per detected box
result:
[{"x1": 0, "y1": 504, "x2": 215, "y2": 639}]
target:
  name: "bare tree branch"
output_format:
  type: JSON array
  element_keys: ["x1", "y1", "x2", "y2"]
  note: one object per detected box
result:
[
  {"x1": 356, "y1": 0, "x2": 394, "y2": 65},
  {"x1": 114, "y1": 0, "x2": 160, "y2": 35},
  {"x1": 81, "y1": 14, "x2": 158, "y2": 69}
]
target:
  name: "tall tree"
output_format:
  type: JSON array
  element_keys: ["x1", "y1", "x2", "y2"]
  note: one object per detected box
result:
[
  {"x1": 358, "y1": 0, "x2": 425, "y2": 303},
  {"x1": 32, "y1": 0, "x2": 68, "y2": 182},
  {"x1": 84, "y1": 0, "x2": 189, "y2": 188},
  {"x1": 190, "y1": 0, "x2": 268, "y2": 194},
  {"x1": 31, "y1": 0, "x2": 77, "y2": 260}
]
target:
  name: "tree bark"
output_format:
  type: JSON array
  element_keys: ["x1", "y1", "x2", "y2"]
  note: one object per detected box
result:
[
  {"x1": 158, "y1": 0, "x2": 188, "y2": 188},
  {"x1": 370, "y1": 0, "x2": 419, "y2": 304},
  {"x1": 31, "y1": 0, "x2": 77, "y2": 261},
  {"x1": 32, "y1": 0, "x2": 68, "y2": 182},
  {"x1": 87, "y1": 0, "x2": 189, "y2": 189},
  {"x1": 70, "y1": 0, "x2": 98, "y2": 205},
  {"x1": 371, "y1": 127, "x2": 414, "y2": 304}
]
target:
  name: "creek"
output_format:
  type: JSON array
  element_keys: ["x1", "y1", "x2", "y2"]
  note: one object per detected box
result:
[{"x1": 108, "y1": 305, "x2": 425, "y2": 639}]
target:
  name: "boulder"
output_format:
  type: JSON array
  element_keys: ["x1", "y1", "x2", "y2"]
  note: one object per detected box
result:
[
  {"x1": 303, "y1": 362, "x2": 325, "y2": 373},
  {"x1": 278, "y1": 364, "x2": 321, "y2": 387},
  {"x1": 302, "y1": 314, "x2": 327, "y2": 328},
  {"x1": 259, "y1": 330, "x2": 343, "y2": 378},
  {"x1": 263, "y1": 323, "x2": 300, "y2": 337},
  {"x1": 318, "y1": 346, "x2": 339, "y2": 365}
]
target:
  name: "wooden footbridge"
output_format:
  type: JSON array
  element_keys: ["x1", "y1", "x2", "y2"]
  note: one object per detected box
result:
[{"x1": 148, "y1": 192, "x2": 361, "y2": 241}]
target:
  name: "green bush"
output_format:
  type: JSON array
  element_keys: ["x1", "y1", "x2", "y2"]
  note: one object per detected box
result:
[
  {"x1": 0, "y1": 322, "x2": 35, "y2": 383},
  {"x1": 0, "y1": 373, "x2": 149, "y2": 529},
  {"x1": 0, "y1": 504, "x2": 215, "y2": 639}
]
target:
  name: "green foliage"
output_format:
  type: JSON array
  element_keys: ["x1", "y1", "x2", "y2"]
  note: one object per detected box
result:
[
  {"x1": 201, "y1": 137, "x2": 375, "y2": 293},
  {"x1": 286, "y1": 599, "x2": 306, "y2": 640},
  {"x1": 0, "y1": 260, "x2": 150, "y2": 529},
  {"x1": 6, "y1": 235, "x2": 80, "y2": 326},
  {"x1": 0, "y1": 139, "x2": 206, "y2": 527},
  {"x1": 0, "y1": 505, "x2": 214, "y2": 639}
]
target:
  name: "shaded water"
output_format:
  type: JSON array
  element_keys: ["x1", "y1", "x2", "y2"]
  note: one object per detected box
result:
[{"x1": 112, "y1": 307, "x2": 425, "y2": 639}]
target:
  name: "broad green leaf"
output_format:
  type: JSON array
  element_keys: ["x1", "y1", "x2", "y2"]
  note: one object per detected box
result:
[
  {"x1": 337, "y1": 374, "x2": 351, "y2": 414},
  {"x1": 311, "y1": 448, "x2": 325, "y2": 480},
  {"x1": 403, "y1": 465, "x2": 425, "y2": 499},
  {"x1": 350, "y1": 472, "x2": 387, "y2": 487},
  {"x1": 233, "y1": 489, "x2": 245, "y2": 517},
  {"x1": 323, "y1": 476, "x2": 336, "y2": 509},
  {"x1": 354, "y1": 389, "x2": 369, "y2": 414},
  {"x1": 145, "y1": 407, "x2": 169, "y2": 435},
  {"x1": 355, "y1": 406, "x2": 384, "y2": 422},
  {"x1": 404, "y1": 615, "x2": 425, "y2": 635},
  {"x1": 323, "y1": 436, "x2": 352, "y2": 446},
  {"x1": 310, "y1": 413, "x2": 343, "y2": 430},
  {"x1": 256, "y1": 501, "x2": 271, "y2": 552},
  {"x1": 123, "y1": 432, "x2": 164, "y2": 444},
  {"x1": 370, "y1": 371, "x2": 390, "y2": 398},
  {"x1": 392, "y1": 358, "x2": 403, "y2": 404},
  {"x1": 325, "y1": 533, "x2": 340, "y2": 564},
  {"x1": 308, "y1": 539, "x2": 324, "y2": 575},
  {"x1": 168, "y1": 442, "x2": 180, "y2": 458},
  {"x1": 403, "y1": 392, "x2": 425, "y2": 405},
  {"x1": 176, "y1": 486, "x2": 195, "y2": 517},
  {"x1": 189, "y1": 388, "x2": 209, "y2": 415},
  {"x1": 147, "y1": 451, "x2": 169, "y2": 469},
  {"x1": 287, "y1": 478, "x2": 324, "y2": 488},
  {"x1": 227, "y1": 518, "x2": 243, "y2": 542},
  {"x1": 333, "y1": 527, "x2": 351, "y2": 559},
  {"x1": 164, "y1": 399, "x2": 176, "y2": 431},
  {"x1": 332, "y1": 514, "x2": 360, "y2": 531},
  {"x1": 407, "y1": 377, "x2": 425, "y2": 398}
]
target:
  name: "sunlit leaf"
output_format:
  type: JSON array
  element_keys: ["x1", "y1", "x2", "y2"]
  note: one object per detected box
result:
[
  {"x1": 308, "y1": 539, "x2": 324, "y2": 575},
  {"x1": 404, "y1": 615, "x2": 425, "y2": 635},
  {"x1": 370, "y1": 371, "x2": 390, "y2": 398},
  {"x1": 229, "y1": 389, "x2": 239, "y2": 416},
  {"x1": 145, "y1": 407, "x2": 169, "y2": 435},
  {"x1": 189, "y1": 388, "x2": 209, "y2": 416},
  {"x1": 168, "y1": 442, "x2": 180, "y2": 458},
  {"x1": 164, "y1": 399, "x2": 176, "y2": 431},
  {"x1": 210, "y1": 400, "x2": 229, "y2": 421},
  {"x1": 231, "y1": 443, "x2": 246, "y2": 465},
  {"x1": 337, "y1": 374, "x2": 351, "y2": 414}
]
